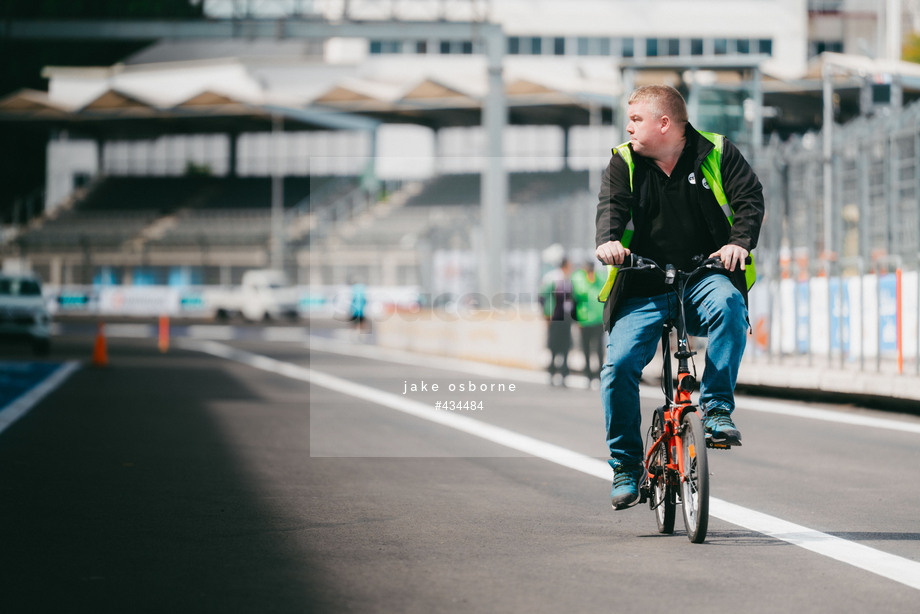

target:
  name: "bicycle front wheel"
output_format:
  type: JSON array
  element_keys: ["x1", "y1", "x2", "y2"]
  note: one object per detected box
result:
[
  {"x1": 650, "y1": 410, "x2": 675, "y2": 534},
  {"x1": 680, "y1": 411, "x2": 710, "y2": 543}
]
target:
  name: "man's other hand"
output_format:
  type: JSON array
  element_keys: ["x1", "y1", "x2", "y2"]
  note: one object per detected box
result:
[
  {"x1": 709, "y1": 244, "x2": 749, "y2": 272},
  {"x1": 596, "y1": 240, "x2": 630, "y2": 266}
]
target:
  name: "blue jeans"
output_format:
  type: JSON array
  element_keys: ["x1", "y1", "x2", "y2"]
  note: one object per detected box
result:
[{"x1": 600, "y1": 273, "x2": 748, "y2": 466}]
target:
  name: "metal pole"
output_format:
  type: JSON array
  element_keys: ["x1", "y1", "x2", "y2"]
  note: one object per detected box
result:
[
  {"x1": 687, "y1": 68, "x2": 700, "y2": 126},
  {"x1": 892, "y1": 75, "x2": 904, "y2": 111},
  {"x1": 622, "y1": 69, "x2": 635, "y2": 127},
  {"x1": 751, "y1": 66, "x2": 763, "y2": 165},
  {"x1": 822, "y1": 62, "x2": 834, "y2": 260},
  {"x1": 479, "y1": 24, "x2": 507, "y2": 299},
  {"x1": 916, "y1": 130, "x2": 920, "y2": 375},
  {"x1": 859, "y1": 257, "x2": 865, "y2": 372},
  {"x1": 857, "y1": 134, "x2": 870, "y2": 372},
  {"x1": 271, "y1": 114, "x2": 285, "y2": 271},
  {"x1": 829, "y1": 259, "x2": 835, "y2": 364},
  {"x1": 877, "y1": 264, "x2": 882, "y2": 373},
  {"x1": 888, "y1": 0, "x2": 902, "y2": 61}
]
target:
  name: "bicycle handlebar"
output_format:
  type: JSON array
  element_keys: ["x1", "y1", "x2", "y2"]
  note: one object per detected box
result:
[
  {"x1": 617, "y1": 253, "x2": 751, "y2": 276},
  {"x1": 617, "y1": 254, "x2": 724, "y2": 275}
]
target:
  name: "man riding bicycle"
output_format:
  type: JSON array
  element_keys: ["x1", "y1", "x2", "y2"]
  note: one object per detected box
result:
[{"x1": 595, "y1": 85, "x2": 765, "y2": 509}]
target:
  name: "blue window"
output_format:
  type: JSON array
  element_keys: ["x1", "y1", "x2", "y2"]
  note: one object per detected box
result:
[
  {"x1": 622, "y1": 37, "x2": 634, "y2": 58},
  {"x1": 667, "y1": 38, "x2": 680, "y2": 56},
  {"x1": 554, "y1": 37, "x2": 565, "y2": 55}
]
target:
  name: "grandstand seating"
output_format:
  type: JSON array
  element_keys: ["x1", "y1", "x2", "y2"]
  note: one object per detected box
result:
[
  {"x1": 151, "y1": 209, "x2": 274, "y2": 248},
  {"x1": 330, "y1": 169, "x2": 592, "y2": 251},
  {"x1": 77, "y1": 175, "x2": 359, "y2": 212},
  {"x1": 10, "y1": 174, "x2": 360, "y2": 255},
  {"x1": 6, "y1": 169, "x2": 592, "y2": 287},
  {"x1": 15, "y1": 210, "x2": 159, "y2": 251},
  {"x1": 402, "y1": 170, "x2": 590, "y2": 207},
  {"x1": 335, "y1": 204, "x2": 478, "y2": 249}
]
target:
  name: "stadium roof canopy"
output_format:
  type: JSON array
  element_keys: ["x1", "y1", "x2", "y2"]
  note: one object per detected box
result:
[
  {"x1": 0, "y1": 86, "x2": 381, "y2": 140},
  {"x1": 0, "y1": 26, "x2": 621, "y2": 138},
  {"x1": 0, "y1": 70, "x2": 616, "y2": 139},
  {"x1": 309, "y1": 76, "x2": 612, "y2": 129}
]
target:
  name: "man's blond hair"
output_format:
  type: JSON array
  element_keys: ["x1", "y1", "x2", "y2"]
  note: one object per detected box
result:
[{"x1": 628, "y1": 85, "x2": 688, "y2": 124}]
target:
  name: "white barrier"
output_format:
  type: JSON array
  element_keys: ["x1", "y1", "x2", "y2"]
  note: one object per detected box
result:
[
  {"x1": 44, "y1": 284, "x2": 421, "y2": 319},
  {"x1": 750, "y1": 272, "x2": 919, "y2": 362}
]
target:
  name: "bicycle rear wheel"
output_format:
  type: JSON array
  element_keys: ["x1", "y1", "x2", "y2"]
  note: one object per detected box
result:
[
  {"x1": 680, "y1": 411, "x2": 709, "y2": 543},
  {"x1": 650, "y1": 410, "x2": 675, "y2": 534}
]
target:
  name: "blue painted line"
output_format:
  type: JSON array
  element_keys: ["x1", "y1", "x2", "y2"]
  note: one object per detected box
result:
[
  {"x1": 0, "y1": 361, "x2": 80, "y2": 437},
  {"x1": 0, "y1": 362, "x2": 63, "y2": 413}
]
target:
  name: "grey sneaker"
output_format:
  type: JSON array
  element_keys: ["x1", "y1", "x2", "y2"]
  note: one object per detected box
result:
[
  {"x1": 610, "y1": 461, "x2": 644, "y2": 510},
  {"x1": 704, "y1": 409, "x2": 742, "y2": 446}
]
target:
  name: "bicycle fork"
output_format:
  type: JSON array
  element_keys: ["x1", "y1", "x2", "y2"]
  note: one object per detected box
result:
[{"x1": 642, "y1": 321, "x2": 698, "y2": 506}]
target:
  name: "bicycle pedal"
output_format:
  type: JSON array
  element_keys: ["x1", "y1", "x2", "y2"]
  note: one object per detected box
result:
[{"x1": 705, "y1": 433, "x2": 740, "y2": 450}]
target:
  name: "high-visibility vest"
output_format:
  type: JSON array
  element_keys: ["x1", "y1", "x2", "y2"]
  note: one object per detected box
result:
[{"x1": 597, "y1": 131, "x2": 756, "y2": 302}]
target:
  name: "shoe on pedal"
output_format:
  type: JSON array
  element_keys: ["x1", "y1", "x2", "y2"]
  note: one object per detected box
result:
[
  {"x1": 704, "y1": 408, "x2": 742, "y2": 446},
  {"x1": 609, "y1": 460, "x2": 644, "y2": 510}
]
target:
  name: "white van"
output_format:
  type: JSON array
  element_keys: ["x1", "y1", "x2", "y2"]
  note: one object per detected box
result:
[
  {"x1": 205, "y1": 269, "x2": 299, "y2": 322},
  {"x1": 0, "y1": 273, "x2": 52, "y2": 354}
]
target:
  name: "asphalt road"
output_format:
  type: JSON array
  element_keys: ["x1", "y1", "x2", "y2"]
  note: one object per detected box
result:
[{"x1": 1, "y1": 325, "x2": 919, "y2": 613}]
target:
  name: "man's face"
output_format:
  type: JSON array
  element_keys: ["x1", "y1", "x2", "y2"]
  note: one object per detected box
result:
[{"x1": 625, "y1": 100, "x2": 663, "y2": 155}]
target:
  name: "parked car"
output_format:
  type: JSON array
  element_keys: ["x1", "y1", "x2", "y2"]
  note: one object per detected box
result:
[
  {"x1": 0, "y1": 273, "x2": 52, "y2": 355},
  {"x1": 204, "y1": 269, "x2": 299, "y2": 322}
]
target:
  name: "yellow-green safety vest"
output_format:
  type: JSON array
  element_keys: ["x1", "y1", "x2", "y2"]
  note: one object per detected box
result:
[{"x1": 597, "y1": 131, "x2": 756, "y2": 302}]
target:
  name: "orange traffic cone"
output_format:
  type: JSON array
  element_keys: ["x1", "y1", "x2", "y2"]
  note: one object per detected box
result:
[
  {"x1": 92, "y1": 321, "x2": 108, "y2": 367},
  {"x1": 158, "y1": 314, "x2": 169, "y2": 353}
]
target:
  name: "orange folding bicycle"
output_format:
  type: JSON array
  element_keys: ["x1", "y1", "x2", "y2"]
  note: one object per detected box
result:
[{"x1": 618, "y1": 254, "x2": 740, "y2": 544}]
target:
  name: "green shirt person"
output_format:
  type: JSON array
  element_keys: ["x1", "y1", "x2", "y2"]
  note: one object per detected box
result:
[
  {"x1": 572, "y1": 264, "x2": 606, "y2": 328},
  {"x1": 571, "y1": 262, "x2": 607, "y2": 383}
]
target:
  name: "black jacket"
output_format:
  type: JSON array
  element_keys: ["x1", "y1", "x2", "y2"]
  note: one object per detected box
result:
[{"x1": 595, "y1": 124, "x2": 765, "y2": 331}]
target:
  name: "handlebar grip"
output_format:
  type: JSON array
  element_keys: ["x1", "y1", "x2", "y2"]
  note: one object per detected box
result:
[
  {"x1": 620, "y1": 253, "x2": 654, "y2": 269},
  {"x1": 700, "y1": 255, "x2": 753, "y2": 270}
]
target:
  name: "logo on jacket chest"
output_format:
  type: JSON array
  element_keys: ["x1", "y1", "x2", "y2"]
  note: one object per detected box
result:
[{"x1": 687, "y1": 172, "x2": 711, "y2": 190}]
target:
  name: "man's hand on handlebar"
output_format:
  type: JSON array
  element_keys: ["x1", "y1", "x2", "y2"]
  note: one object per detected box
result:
[
  {"x1": 596, "y1": 240, "x2": 631, "y2": 266},
  {"x1": 708, "y1": 244, "x2": 749, "y2": 273}
]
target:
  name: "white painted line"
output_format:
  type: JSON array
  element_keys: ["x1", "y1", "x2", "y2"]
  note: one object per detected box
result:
[
  {"x1": 105, "y1": 324, "x2": 155, "y2": 338},
  {"x1": 185, "y1": 338, "x2": 920, "y2": 592},
  {"x1": 187, "y1": 325, "x2": 236, "y2": 340},
  {"x1": 262, "y1": 327, "x2": 309, "y2": 343},
  {"x1": 0, "y1": 361, "x2": 81, "y2": 437},
  {"x1": 711, "y1": 500, "x2": 920, "y2": 591},
  {"x1": 307, "y1": 335, "x2": 920, "y2": 436},
  {"x1": 738, "y1": 396, "x2": 920, "y2": 434}
]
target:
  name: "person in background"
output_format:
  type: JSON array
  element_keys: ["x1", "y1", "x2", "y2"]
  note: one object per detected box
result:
[
  {"x1": 349, "y1": 280, "x2": 369, "y2": 334},
  {"x1": 539, "y1": 257, "x2": 576, "y2": 387},
  {"x1": 571, "y1": 260, "x2": 607, "y2": 386}
]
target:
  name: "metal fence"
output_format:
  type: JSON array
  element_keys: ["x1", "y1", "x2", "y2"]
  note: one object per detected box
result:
[{"x1": 750, "y1": 98, "x2": 920, "y2": 374}]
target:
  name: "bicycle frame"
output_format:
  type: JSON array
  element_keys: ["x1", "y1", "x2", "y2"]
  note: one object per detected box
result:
[
  {"x1": 619, "y1": 254, "x2": 719, "y2": 543},
  {"x1": 643, "y1": 270, "x2": 698, "y2": 510}
]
